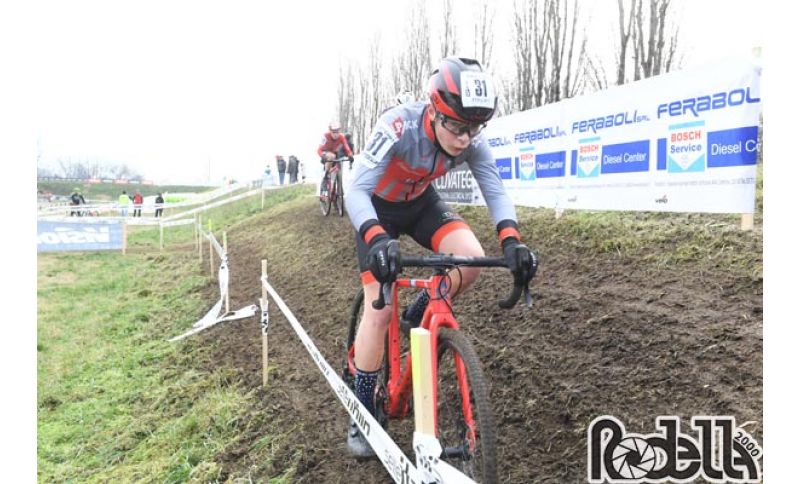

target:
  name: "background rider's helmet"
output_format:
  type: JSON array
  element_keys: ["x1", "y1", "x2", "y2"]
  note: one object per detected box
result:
[
  {"x1": 429, "y1": 56, "x2": 497, "y2": 124},
  {"x1": 395, "y1": 90, "x2": 414, "y2": 105}
]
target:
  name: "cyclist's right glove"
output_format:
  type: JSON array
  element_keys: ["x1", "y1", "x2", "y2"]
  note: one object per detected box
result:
[
  {"x1": 361, "y1": 221, "x2": 400, "y2": 284},
  {"x1": 498, "y1": 220, "x2": 537, "y2": 285}
]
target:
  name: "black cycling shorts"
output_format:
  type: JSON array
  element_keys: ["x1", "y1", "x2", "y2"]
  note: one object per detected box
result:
[{"x1": 356, "y1": 186, "x2": 471, "y2": 283}]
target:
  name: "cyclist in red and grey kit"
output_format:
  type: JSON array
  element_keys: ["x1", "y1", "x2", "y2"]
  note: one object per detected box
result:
[
  {"x1": 344, "y1": 57, "x2": 537, "y2": 457},
  {"x1": 318, "y1": 121, "x2": 354, "y2": 189}
]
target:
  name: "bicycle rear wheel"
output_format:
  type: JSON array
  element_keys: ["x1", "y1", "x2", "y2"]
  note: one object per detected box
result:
[
  {"x1": 436, "y1": 328, "x2": 498, "y2": 483},
  {"x1": 319, "y1": 176, "x2": 331, "y2": 216}
]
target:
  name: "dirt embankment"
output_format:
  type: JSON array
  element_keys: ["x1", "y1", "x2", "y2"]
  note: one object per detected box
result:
[{"x1": 195, "y1": 195, "x2": 762, "y2": 483}]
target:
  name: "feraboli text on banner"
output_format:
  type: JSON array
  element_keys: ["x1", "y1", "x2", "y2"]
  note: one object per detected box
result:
[{"x1": 476, "y1": 58, "x2": 761, "y2": 214}]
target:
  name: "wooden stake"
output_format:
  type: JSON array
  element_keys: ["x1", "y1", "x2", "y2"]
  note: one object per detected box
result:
[
  {"x1": 261, "y1": 187, "x2": 265, "y2": 209},
  {"x1": 159, "y1": 223, "x2": 164, "y2": 251},
  {"x1": 223, "y1": 231, "x2": 229, "y2": 314},
  {"x1": 261, "y1": 259, "x2": 269, "y2": 387},
  {"x1": 208, "y1": 222, "x2": 214, "y2": 277},
  {"x1": 741, "y1": 213, "x2": 754, "y2": 231},
  {"x1": 410, "y1": 328, "x2": 435, "y2": 435},
  {"x1": 197, "y1": 214, "x2": 203, "y2": 262},
  {"x1": 554, "y1": 207, "x2": 565, "y2": 219}
]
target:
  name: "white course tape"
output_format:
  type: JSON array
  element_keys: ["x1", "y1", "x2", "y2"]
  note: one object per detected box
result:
[
  {"x1": 169, "y1": 302, "x2": 258, "y2": 342},
  {"x1": 261, "y1": 276, "x2": 474, "y2": 484},
  {"x1": 218, "y1": 261, "x2": 229, "y2": 298},
  {"x1": 160, "y1": 218, "x2": 195, "y2": 228},
  {"x1": 205, "y1": 232, "x2": 225, "y2": 259}
]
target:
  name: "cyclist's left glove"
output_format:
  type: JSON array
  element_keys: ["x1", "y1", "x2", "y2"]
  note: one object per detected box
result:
[{"x1": 498, "y1": 220, "x2": 537, "y2": 285}]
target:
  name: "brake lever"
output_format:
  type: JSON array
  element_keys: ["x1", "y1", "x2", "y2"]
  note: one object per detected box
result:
[{"x1": 372, "y1": 282, "x2": 394, "y2": 310}]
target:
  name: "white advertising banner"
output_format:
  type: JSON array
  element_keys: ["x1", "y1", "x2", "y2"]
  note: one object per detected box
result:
[{"x1": 479, "y1": 58, "x2": 761, "y2": 213}]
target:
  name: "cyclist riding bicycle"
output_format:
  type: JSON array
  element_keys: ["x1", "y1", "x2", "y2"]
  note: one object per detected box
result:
[
  {"x1": 344, "y1": 56, "x2": 537, "y2": 457},
  {"x1": 318, "y1": 121, "x2": 354, "y2": 188}
]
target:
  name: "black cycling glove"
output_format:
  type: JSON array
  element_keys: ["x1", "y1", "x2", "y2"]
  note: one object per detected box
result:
[
  {"x1": 497, "y1": 220, "x2": 537, "y2": 285},
  {"x1": 366, "y1": 234, "x2": 400, "y2": 284},
  {"x1": 502, "y1": 238, "x2": 537, "y2": 286}
]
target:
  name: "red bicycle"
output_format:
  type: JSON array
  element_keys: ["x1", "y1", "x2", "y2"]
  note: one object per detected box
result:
[
  {"x1": 319, "y1": 157, "x2": 347, "y2": 217},
  {"x1": 343, "y1": 251, "x2": 535, "y2": 483}
]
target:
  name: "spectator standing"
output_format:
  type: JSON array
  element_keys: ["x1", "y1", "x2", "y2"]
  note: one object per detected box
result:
[
  {"x1": 276, "y1": 155, "x2": 287, "y2": 185},
  {"x1": 155, "y1": 193, "x2": 165, "y2": 218},
  {"x1": 69, "y1": 187, "x2": 85, "y2": 216},
  {"x1": 133, "y1": 190, "x2": 143, "y2": 217},
  {"x1": 287, "y1": 155, "x2": 299, "y2": 184},
  {"x1": 118, "y1": 190, "x2": 131, "y2": 217}
]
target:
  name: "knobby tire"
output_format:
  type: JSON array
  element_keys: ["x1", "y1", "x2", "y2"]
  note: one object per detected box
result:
[
  {"x1": 319, "y1": 176, "x2": 332, "y2": 216},
  {"x1": 436, "y1": 328, "x2": 498, "y2": 484}
]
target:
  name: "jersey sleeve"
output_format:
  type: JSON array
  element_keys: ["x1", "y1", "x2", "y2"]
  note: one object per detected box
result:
[
  {"x1": 466, "y1": 137, "x2": 517, "y2": 227},
  {"x1": 345, "y1": 118, "x2": 400, "y2": 233},
  {"x1": 317, "y1": 135, "x2": 328, "y2": 157}
]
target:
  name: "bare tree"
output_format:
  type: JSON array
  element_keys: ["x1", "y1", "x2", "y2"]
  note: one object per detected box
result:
[
  {"x1": 511, "y1": 0, "x2": 535, "y2": 112},
  {"x1": 546, "y1": 0, "x2": 583, "y2": 102},
  {"x1": 615, "y1": 0, "x2": 681, "y2": 85},
  {"x1": 472, "y1": 0, "x2": 496, "y2": 68},
  {"x1": 584, "y1": 47, "x2": 610, "y2": 92},
  {"x1": 336, "y1": 59, "x2": 356, "y2": 141},
  {"x1": 400, "y1": 0, "x2": 433, "y2": 100},
  {"x1": 633, "y1": 0, "x2": 680, "y2": 80},
  {"x1": 616, "y1": 0, "x2": 637, "y2": 85},
  {"x1": 366, "y1": 33, "x2": 385, "y2": 131},
  {"x1": 530, "y1": 0, "x2": 552, "y2": 107},
  {"x1": 355, "y1": 64, "x2": 371, "y2": 151},
  {"x1": 439, "y1": 0, "x2": 458, "y2": 59}
]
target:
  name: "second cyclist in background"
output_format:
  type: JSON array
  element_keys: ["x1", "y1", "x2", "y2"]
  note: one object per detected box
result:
[{"x1": 318, "y1": 121, "x2": 354, "y2": 188}]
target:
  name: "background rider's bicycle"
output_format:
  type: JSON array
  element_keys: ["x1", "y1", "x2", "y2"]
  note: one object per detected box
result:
[
  {"x1": 319, "y1": 157, "x2": 348, "y2": 217},
  {"x1": 343, "y1": 250, "x2": 536, "y2": 483}
]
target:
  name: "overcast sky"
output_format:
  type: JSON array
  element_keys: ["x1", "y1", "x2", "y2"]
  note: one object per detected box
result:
[{"x1": 28, "y1": 0, "x2": 764, "y2": 185}]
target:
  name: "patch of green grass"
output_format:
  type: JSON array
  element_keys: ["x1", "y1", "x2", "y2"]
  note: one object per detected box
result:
[
  {"x1": 38, "y1": 227, "x2": 296, "y2": 480},
  {"x1": 124, "y1": 184, "x2": 313, "y2": 252}
]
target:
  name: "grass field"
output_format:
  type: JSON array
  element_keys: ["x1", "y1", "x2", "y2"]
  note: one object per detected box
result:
[
  {"x1": 37, "y1": 179, "x2": 761, "y2": 481},
  {"x1": 37, "y1": 186, "x2": 312, "y2": 482}
]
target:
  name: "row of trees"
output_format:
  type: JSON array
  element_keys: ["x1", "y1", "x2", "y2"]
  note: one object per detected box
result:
[
  {"x1": 37, "y1": 160, "x2": 143, "y2": 181},
  {"x1": 336, "y1": 0, "x2": 681, "y2": 151}
]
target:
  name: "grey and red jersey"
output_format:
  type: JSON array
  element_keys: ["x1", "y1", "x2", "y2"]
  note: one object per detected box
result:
[{"x1": 345, "y1": 101, "x2": 517, "y2": 232}]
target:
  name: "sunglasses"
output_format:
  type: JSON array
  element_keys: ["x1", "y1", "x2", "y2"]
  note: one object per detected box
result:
[{"x1": 436, "y1": 112, "x2": 486, "y2": 138}]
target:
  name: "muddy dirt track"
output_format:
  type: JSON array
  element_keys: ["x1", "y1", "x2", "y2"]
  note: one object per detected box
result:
[{"x1": 194, "y1": 193, "x2": 762, "y2": 483}]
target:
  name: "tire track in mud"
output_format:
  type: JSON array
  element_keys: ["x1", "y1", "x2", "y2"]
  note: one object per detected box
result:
[{"x1": 193, "y1": 196, "x2": 762, "y2": 483}]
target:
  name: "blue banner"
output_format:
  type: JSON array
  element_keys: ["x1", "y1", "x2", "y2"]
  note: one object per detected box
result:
[{"x1": 38, "y1": 220, "x2": 124, "y2": 252}]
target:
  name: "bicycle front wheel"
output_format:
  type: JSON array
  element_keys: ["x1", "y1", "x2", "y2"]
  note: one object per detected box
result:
[
  {"x1": 319, "y1": 177, "x2": 331, "y2": 216},
  {"x1": 436, "y1": 328, "x2": 498, "y2": 483},
  {"x1": 334, "y1": 174, "x2": 345, "y2": 217}
]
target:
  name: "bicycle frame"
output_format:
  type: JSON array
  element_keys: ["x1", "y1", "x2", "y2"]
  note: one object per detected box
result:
[{"x1": 349, "y1": 272, "x2": 474, "y2": 438}]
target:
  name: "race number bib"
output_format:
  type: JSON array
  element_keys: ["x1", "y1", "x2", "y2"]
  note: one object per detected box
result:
[
  {"x1": 361, "y1": 121, "x2": 398, "y2": 168},
  {"x1": 460, "y1": 71, "x2": 495, "y2": 109}
]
